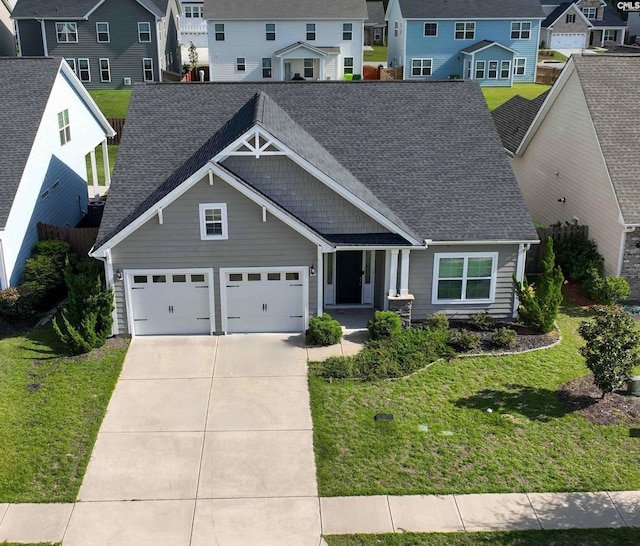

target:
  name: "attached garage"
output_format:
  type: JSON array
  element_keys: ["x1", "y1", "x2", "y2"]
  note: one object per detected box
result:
[
  {"x1": 550, "y1": 33, "x2": 586, "y2": 49},
  {"x1": 221, "y1": 267, "x2": 308, "y2": 333},
  {"x1": 125, "y1": 269, "x2": 214, "y2": 336}
]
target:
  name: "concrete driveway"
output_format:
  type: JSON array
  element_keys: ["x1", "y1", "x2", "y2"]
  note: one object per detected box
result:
[{"x1": 66, "y1": 334, "x2": 321, "y2": 546}]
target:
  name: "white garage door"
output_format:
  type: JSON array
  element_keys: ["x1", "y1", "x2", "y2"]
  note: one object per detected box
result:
[
  {"x1": 127, "y1": 270, "x2": 212, "y2": 335},
  {"x1": 550, "y1": 33, "x2": 586, "y2": 49},
  {"x1": 223, "y1": 268, "x2": 306, "y2": 333}
]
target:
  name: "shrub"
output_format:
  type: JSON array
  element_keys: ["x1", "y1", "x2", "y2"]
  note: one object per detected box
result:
[
  {"x1": 321, "y1": 356, "x2": 355, "y2": 379},
  {"x1": 491, "y1": 327, "x2": 517, "y2": 349},
  {"x1": 450, "y1": 329, "x2": 482, "y2": 351},
  {"x1": 425, "y1": 313, "x2": 449, "y2": 330},
  {"x1": 305, "y1": 313, "x2": 343, "y2": 346},
  {"x1": 553, "y1": 236, "x2": 603, "y2": 283},
  {"x1": 581, "y1": 268, "x2": 630, "y2": 304},
  {"x1": 21, "y1": 240, "x2": 72, "y2": 294},
  {"x1": 0, "y1": 285, "x2": 45, "y2": 320},
  {"x1": 367, "y1": 310, "x2": 402, "y2": 340},
  {"x1": 352, "y1": 74, "x2": 362, "y2": 80},
  {"x1": 469, "y1": 312, "x2": 496, "y2": 331}
]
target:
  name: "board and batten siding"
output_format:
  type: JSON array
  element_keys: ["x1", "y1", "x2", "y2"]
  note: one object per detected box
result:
[
  {"x1": 409, "y1": 244, "x2": 519, "y2": 320},
  {"x1": 222, "y1": 156, "x2": 389, "y2": 235},
  {"x1": 207, "y1": 19, "x2": 364, "y2": 81},
  {"x1": 110, "y1": 174, "x2": 318, "y2": 334},
  {"x1": 511, "y1": 68, "x2": 624, "y2": 277}
]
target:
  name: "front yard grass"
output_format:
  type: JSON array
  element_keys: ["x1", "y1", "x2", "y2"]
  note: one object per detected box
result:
[
  {"x1": 88, "y1": 89, "x2": 131, "y2": 118},
  {"x1": 310, "y1": 301, "x2": 640, "y2": 497},
  {"x1": 0, "y1": 324, "x2": 128, "y2": 503},
  {"x1": 538, "y1": 50, "x2": 569, "y2": 62},
  {"x1": 363, "y1": 46, "x2": 387, "y2": 62},
  {"x1": 482, "y1": 83, "x2": 551, "y2": 111}
]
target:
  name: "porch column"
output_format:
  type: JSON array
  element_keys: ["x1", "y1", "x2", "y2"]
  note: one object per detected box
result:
[
  {"x1": 317, "y1": 245, "x2": 323, "y2": 317},
  {"x1": 89, "y1": 148, "x2": 99, "y2": 197},
  {"x1": 101, "y1": 139, "x2": 111, "y2": 188},
  {"x1": 388, "y1": 249, "x2": 398, "y2": 297},
  {"x1": 399, "y1": 249, "x2": 410, "y2": 297},
  {"x1": 279, "y1": 57, "x2": 284, "y2": 81},
  {"x1": 319, "y1": 58, "x2": 325, "y2": 81}
]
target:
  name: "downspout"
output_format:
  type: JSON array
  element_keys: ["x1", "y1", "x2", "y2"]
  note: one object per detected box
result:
[
  {"x1": 38, "y1": 19, "x2": 48, "y2": 56},
  {"x1": 512, "y1": 243, "x2": 530, "y2": 318},
  {"x1": 103, "y1": 248, "x2": 119, "y2": 336},
  {"x1": 0, "y1": 237, "x2": 7, "y2": 289}
]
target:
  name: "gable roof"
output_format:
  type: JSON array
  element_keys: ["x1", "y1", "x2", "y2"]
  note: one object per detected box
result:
[
  {"x1": 396, "y1": 0, "x2": 545, "y2": 19},
  {"x1": 491, "y1": 91, "x2": 550, "y2": 154},
  {"x1": 203, "y1": 0, "x2": 368, "y2": 20},
  {"x1": 542, "y1": 3, "x2": 591, "y2": 28},
  {"x1": 590, "y1": 5, "x2": 626, "y2": 28},
  {"x1": 460, "y1": 40, "x2": 517, "y2": 55},
  {"x1": 366, "y1": 1, "x2": 385, "y2": 26},
  {"x1": 12, "y1": 0, "x2": 166, "y2": 19}
]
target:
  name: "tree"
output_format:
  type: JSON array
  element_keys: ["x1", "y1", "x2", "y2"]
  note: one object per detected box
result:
[
  {"x1": 578, "y1": 306, "x2": 640, "y2": 398},
  {"x1": 188, "y1": 42, "x2": 199, "y2": 69},
  {"x1": 513, "y1": 237, "x2": 564, "y2": 333}
]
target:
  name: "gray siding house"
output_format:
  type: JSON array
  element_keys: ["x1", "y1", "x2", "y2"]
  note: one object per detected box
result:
[
  {"x1": 91, "y1": 81, "x2": 538, "y2": 337},
  {"x1": 12, "y1": 0, "x2": 182, "y2": 89}
]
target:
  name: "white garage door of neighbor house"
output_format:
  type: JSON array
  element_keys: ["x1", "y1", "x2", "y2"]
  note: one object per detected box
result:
[
  {"x1": 551, "y1": 33, "x2": 586, "y2": 49},
  {"x1": 128, "y1": 271, "x2": 212, "y2": 335},
  {"x1": 224, "y1": 269, "x2": 306, "y2": 333}
]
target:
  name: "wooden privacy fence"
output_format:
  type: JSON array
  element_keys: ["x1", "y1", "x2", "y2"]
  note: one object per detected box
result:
[
  {"x1": 37, "y1": 222, "x2": 99, "y2": 258},
  {"x1": 107, "y1": 118, "x2": 125, "y2": 145},
  {"x1": 526, "y1": 224, "x2": 589, "y2": 274},
  {"x1": 536, "y1": 65, "x2": 562, "y2": 85},
  {"x1": 381, "y1": 67, "x2": 403, "y2": 80}
]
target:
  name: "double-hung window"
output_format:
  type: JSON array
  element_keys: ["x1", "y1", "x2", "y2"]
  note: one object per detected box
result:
[
  {"x1": 58, "y1": 109, "x2": 71, "y2": 146},
  {"x1": 474, "y1": 60, "x2": 485, "y2": 79},
  {"x1": 513, "y1": 57, "x2": 526, "y2": 76},
  {"x1": 343, "y1": 23, "x2": 353, "y2": 40},
  {"x1": 56, "y1": 22, "x2": 78, "y2": 43},
  {"x1": 262, "y1": 57, "x2": 272, "y2": 78},
  {"x1": 236, "y1": 57, "x2": 246, "y2": 71},
  {"x1": 185, "y1": 5, "x2": 203, "y2": 18},
  {"x1": 304, "y1": 59, "x2": 314, "y2": 78},
  {"x1": 65, "y1": 58, "x2": 76, "y2": 73},
  {"x1": 78, "y1": 58, "x2": 90, "y2": 81},
  {"x1": 411, "y1": 58, "x2": 432, "y2": 76},
  {"x1": 142, "y1": 58, "x2": 154, "y2": 81},
  {"x1": 510, "y1": 21, "x2": 531, "y2": 39},
  {"x1": 214, "y1": 23, "x2": 225, "y2": 41},
  {"x1": 199, "y1": 203, "x2": 228, "y2": 240},
  {"x1": 99, "y1": 58, "x2": 111, "y2": 82},
  {"x1": 488, "y1": 61, "x2": 498, "y2": 79},
  {"x1": 500, "y1": 60, "x2": 511, "y2": 79},
  {"x1": 138, "y1": 22, "x2": 151, "y2": 42},
  {"x1": 343, "y1": 57, "x2": 354, "y2": 74},
  {"x1": 96, "y1": 22, "x2": 110, "y2": 42},
  {"x1": 423, "y1": 22, "x2": 437, "y2": 37},
  {"x1": 604, "y1": 29, "x2": 617, "y2": 41},
  {"x1": 265, "y1": 23, "x2": 276, "y2": 41},
  {"x1": 432, "y1": 253, "x2": 497, "y2": 303},
  {"x1": 306, "y1": 23, "x2": 316, "y2": 41},
  {"x1": 583, "y1": 7, "x2": 596, "y2": 19},
  {"x1": 454, "y1": 22, "x2": 475, "y2": 40}
]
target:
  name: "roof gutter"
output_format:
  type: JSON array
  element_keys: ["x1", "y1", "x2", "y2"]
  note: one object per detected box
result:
[{"x1": 425, "y1": 239, "x2": 540, "y2": 246}]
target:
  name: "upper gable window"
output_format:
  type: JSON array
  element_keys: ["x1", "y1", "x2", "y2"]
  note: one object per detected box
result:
[
  {"x1": 96, "y1": 22, "x2": 110, "y2": 42},
  {"x1": 343, "y1": 23, "x2": 353, "y2": 41},
  {"x1": 306, "y1": 23, "x2": 316, "y2": 41},
  {"x1": 432, "y1": 253, "x2": 497, "y2": 304},
  {"x1": 566, "y1": 13, "x2": 576, "y2": 23},
  {"x1": 214, "y1": 23, "x2": 225, "y2": 41},
  {"x1": 423, "y1": 22, "x2": 438, "y2": 37},
  {"x1": 138, "y1": 22, "x2": 151, "y2": 42},
  {"x1": 510, "y1": 21, "x2": 531, "y2": 40},
  {"x1": 582, "y1": 7, "x2": 596, "y2": 19},
  {"x1": 58, "y1": 109, "x2": 71, "y2": 146},
  {"x1": 454, "y1": 22, "x2": 475, "y2": 40},
  {"x1": 265, "y1": 23, "x2": 276, "y2": 41},
  {"x1": 199, "y1": 203, "x2": 228, "y2": 240},
  {"x1": 56, "y1": 22, "x2": 78, "y2": 43}
]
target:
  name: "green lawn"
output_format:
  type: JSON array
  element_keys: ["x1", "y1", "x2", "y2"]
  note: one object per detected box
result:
[
  {"x1": 88, "y1": 89, "x2": 132, "y2": 118},
  {"x1": 310, "y1": 301, "x2": 640, "y2": 497},
  {"x1": 363, "y1": 46, "x2": 388, "y2": 62},
  {"x1": 324, "y1": 528, "x2": 640, "y2": 546},
  {"x1": 482, "y1": 83, "x2": 551, "y2": 111},
  {"x1": 0, "y1": 324, "x2": 128, "y2": 503},
  {"x1": 538, "y1": 50, "x2": 569, "y2": 62},
  {"x1": 85, "y1": 144, "x2": 118, "y2": 187}
]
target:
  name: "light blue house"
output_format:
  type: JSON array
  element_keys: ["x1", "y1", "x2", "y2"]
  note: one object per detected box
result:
[{"x1": 386, "y1": 0, "x2": 545, "y2": 86}]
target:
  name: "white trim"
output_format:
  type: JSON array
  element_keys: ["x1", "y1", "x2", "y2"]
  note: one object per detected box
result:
[
  {"x1": 547, "y1": 3, "x2": 593, "y2": 28},
  {"x1": 426, "y1": 239, "x2": 539, "y2": 245},
  {"x1": 39, "y1": 19, "x2": 48, "y2": 56},
  {"x1": 78, "y1": 58, "x2": 91, "y2": 82},
  {"x1": 423, "y1": 21, "x2": 438, "y2": 37},
  {"x1": 0, "y1": 238, "x2": 7, "y2": 290},
  {"x1": 96, "y1": 21, "x2": 110, "y2": 43},
  {"x1": 317, "y1": 245, "x2": 323, "y2": 317},
  {"x1": 399, "y1": 248, "x2": 410, "y2": 297},
  {"x1": 454, "y1": 21, "x2": 475, "y2": 40},
  {"x1": 104, "y1": 249, "x2": 119, "y2": 336},
  {"x1": 124, "y1": 268, "x2": 215, "y2": 337},
  {"x1": 143, "y1": 57, "x2": 154, "y2": 81},
  {"x1": 431, "y1": 252, "x2": 499, "y2": 305},
  {"x1": 334, "y1": 245, "x2": 421, "y2": 251},
  {"x1": 138, "y1": 21, "x2": 152, "y2": 42},
  {"x1": 617, "y1": 229, "x2": 627, "y2": 277},
  {"x1": 275, "y1": 42, "x2": 329, "y2": 58},
  {"x1": 462, "y1": 41, "x2": 519, "y2": 55},
  {"x1": 55, "y1": 21, "x2": 78, "y2": 43},
  {"x1": 513, "y1": 243, "x2": 527, "y2": 318},
  {"x1": 410, "y1": 57, "x2": 433, "y2": 77},
  {"x1": 513, "y1": 57, "x2": 526, "y2": 76},
  {"x1": 388, "y1": 248, "x2": 398, "y2": 297},
  {"x1": 383, "y1": 250, "x2": 391, "y2": 310},
  {"x1": 199, "y1": 203, "x2": 228, "y2": 240},
  {"x1": 510, "y1": 20, "x2": 532, "y2": 40},
  {"x1": 99, "y1": 57, "x2": 111, "y2": 82}
]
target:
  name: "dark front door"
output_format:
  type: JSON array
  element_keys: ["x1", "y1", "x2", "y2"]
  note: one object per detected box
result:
[{"x1": 336, "y1": 251, "x2": 362, "y2": 304}]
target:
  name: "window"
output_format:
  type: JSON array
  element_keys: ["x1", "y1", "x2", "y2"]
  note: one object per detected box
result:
[
  {"x1": 138, "y1": 22, "x2": 151, "y2": 42},
  {"x1": 306, "y1": 23, "x2": 316, "y2": 41},
  {"x1": 96, "y1": 22, "x2": 110, "y2": 42},
  {"x1": 514, "y1": 57, "x2": 526, "y2": 76},
  {"x1": 423, "y1": 22, "x2": 437, "y2": 37},
  {"x1": 604, "y1": 29, "x2": 617, "y2": 41},
  {"x1": 152, "y1": 275, "x2": 166, "y2": 283},
  {"x1": 265, "y1": 23, "x2": 276, "y2": 41},
  {"x1": 488, "y1": 60, "x2": 498, "y2": 79},
  {"x1": 214, "y1": 23, "x2": 225, "y2": 41},
  {"x1": 78, "y1": 58, "x2": 90, "y2": 81},
  {"x1": 229, "y1": 273, "x2": 243, "y2": 282},
  {"x1": 173, "y1": 275, "x2": 186, "y2": 282},
  {"x1": 236, "y1": 57, "x2": 246, "y2": 71},
  {"x1": 267, "y1": 273, "x2": 281, "y2": 281},
  {"x1": 133, "y1": 275, "x2": 148, "y2": 283},
  {"x1": 343, "y1": 23, "x2": 352, "y2": 40},
  {"x1": 394, "y1": 21, "x2": 399, "y2": 37},
  {"x1": 411, "y1": 58, "x2": 432, "y2": 76},
  {"x1": 99, "y1": 58, "x2": 111, "y2": 82},
  {"x1": 199, "y1": 203, "x2": 228, "y2": 240},
  {"x1": 58, "y1": 109, "x2": 71, "y2": 146},
  {"x1": 142, "y1": 58, "x2": 154, "y2": 81},
  {"x1": 343, "y1": 57, "x2": 354, "y2": 74},
  {"x1": 262, "y1": 57, "x2": 272, "y2": 78},
  {"x1": 432, "y1": 253, "x2": 497, "y2": 303},
  {"x1": 191, "y1": 274, "x2": 205, "y2": 282},
  {"x1": 40, "y1": 190, "x2": 49, "y2": 200},
  {"x1": 184, "y1": 5, "x2": 203, "y2": 18},
  {"x1": 582, "y1": 7, "x2": 596, "y2": 19},
  {"x1": 65, "y1": 58, "x2": 76, "y2": 73},
  {"x1": 248, "y1": 273, "x2": 261, "y2": 281},
  {"x1": 475, "y1": 60, "x2": 485, "y2": 79},
  {"x1": 500, "y1": 60, "x2": 510, "y2": 79},
  {"x1": 286, "y1": 272, "x2": 300, "y2": 281},
  {"x1": 510, "y1": 21, "x2": 531, "y2": 39},
  {"x1": 304, "y1": 58, "x2": 314, "y2": 78},
  {"x1": 374, "y1": 28, "x2": 382, "y2": 41},
  {"x1": 56, "y1": 22, "x2": 78, "y2": 43},
  {"x1": 454, "y1": 22, "x2": 475, "y2": 40},
  {"x1": 566, "y1": 13, "x2": 576, "y2": 24}
]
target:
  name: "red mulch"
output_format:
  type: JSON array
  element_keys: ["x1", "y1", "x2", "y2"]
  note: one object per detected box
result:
[{"x1": 562, "y1": 280, "x2": 596, "y2": 308}]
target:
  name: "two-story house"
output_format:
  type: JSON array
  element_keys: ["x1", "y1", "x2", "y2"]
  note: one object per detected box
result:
[
  {"x1": 541, "y1": 1, "x2": 626, "y2": 49},
  {"x1": 0, "y1": 0, "x2": 15, "y2": 56},
  {"x1": 179, "y1": 0, "x2": 208, "y2": 65},
  {"x1": 204, "y1": 0, "x2": 367, "y2": 82},
  {"x1": 12, "y1": 0, "x2": 182, "y2": 89},
  {"x1": 386, "y1": 0, "x2": 545, "y2": 86}
]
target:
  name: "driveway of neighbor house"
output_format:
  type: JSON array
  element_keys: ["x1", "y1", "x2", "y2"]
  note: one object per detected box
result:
[{"x1": 65, "y1": 334, "x2": 322, "y2": 546}]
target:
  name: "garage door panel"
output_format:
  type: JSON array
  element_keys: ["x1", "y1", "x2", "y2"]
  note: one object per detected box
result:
[{"x1": 551, "y1": 33, "x2": 585, "y2": 48}]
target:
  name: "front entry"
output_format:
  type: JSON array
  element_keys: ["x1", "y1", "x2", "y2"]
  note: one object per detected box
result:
[
  {"x1": 284, "y1": 62, "x2": 292, "y2": 80},
  {"x1": 336, "y1": 251, "x2": 363, "y2": 304}
]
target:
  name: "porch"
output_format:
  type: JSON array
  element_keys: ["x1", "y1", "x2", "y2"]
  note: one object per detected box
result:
[{"x1": 274, "y1": 42, "x2": 340, "y2": 81}]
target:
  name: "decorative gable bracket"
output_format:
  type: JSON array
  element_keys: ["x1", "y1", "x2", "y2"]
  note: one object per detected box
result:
[{"x1": 221, "y1": 127, "x2": 287, "y2": 159}]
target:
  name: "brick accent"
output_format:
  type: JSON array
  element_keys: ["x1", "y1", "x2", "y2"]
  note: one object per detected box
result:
[
  {"x1": 388, "y1": 295, "x2": 414, "y2": 328},
  {"x1": 622, "y1": 229, "x2": 640, "y2": 301}
]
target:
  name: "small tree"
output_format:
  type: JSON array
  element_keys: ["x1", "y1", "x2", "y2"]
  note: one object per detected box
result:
[
  {"x1": 188, "y1": 42, "x2": 199, "y2": 69},
  {"x1": 513, "y1": 237, "x2": 564, "y2": 333},
  {"x1": 579, "y1": 306, "x2": 640, "y2": 398}
]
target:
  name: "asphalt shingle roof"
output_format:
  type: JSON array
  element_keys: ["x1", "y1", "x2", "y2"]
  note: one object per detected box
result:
[
  {"x1": 96, "y1": 80, "x2": 537, "y2": 249},
  {"x1": 0, "y1": 57, "x2": 60, "y2": 229},
  {"x1": 491, "y1": 91, "x2": 550, "y2": 154},
  {"x1": 461, "y1": 40, "x2": 499, "y2": 54},
  {"x1": 12, "y1": 0, "x2": 166, "y2": 19},
  {"x1": 590, "y1": 6, "x2": 626, "y2": 28},
  {"x1": 366, "y1": 1, "x2": 385, "y2": 26},
  {"x1": 203, "y1": 0, "x2": 368, "y2": 20},
  {"x1": 397, "y1": 0, "x2": 545, "y2": 19},
  {"x1": 542, "y1": 3, "x2": 573, "y2": 27},
  {"x1": 572, "y1": 54, "x2": 640, "y2": 225}
]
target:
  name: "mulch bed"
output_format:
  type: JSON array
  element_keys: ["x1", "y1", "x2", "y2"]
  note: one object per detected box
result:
[{"x1": 562, "y1": 280, "x2": 597, "y2": 308}]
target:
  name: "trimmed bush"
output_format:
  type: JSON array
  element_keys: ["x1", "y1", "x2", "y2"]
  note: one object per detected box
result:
[
  {"x1": 306, "y1": 313, "x2": 343, "y2": 346},
  {"x1": 450, "y1": 329, "x2": 482, "y2": 352},
  {"x1": 553, "y1": 236, "x2": 603, "y2": 283},
  {"x1": 469, "y1": 312, "x2": 496, "y2": 331},
  {"x1": 425, "y1": 313, "x2": 449, "y2": 330},
  {"x1": 491, "y1": 327, "x2": 517, "y2": 349},
  {"x1": 0, "y1": 285, "x2": 45, "y2": 320},
  {"x1": 581, "y1": 268, "x2": 630, "y2": 305},
  {"x1": 21, "y1": 240, "x2": 72, "y2": 295},
  {"x1": 367, "y1": 310, "x2": 402, "y2": 340}
]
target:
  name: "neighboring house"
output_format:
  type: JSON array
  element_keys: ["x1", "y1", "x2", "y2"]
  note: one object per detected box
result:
[
  {"x1": 12, "y1": 0, "x2": 182, "y2": 89},
  {"x1": 494, "y1": 54, "x2": 640, "y2": 299},
  {"x1": 203, "y1": 0, "x2": 367, "y2": 81},
  {"x1": 178, "y1": 0, "x2": 208, "y2": 65},
  {"x1": 0, "y1": 0, "x2": 16, "y2": 55},
  {"x1": 385, "y1": 0, "x2": 545, "y2": 86},
  {"x1": 0, "y1": 57, "x2": 114, "y2": 289},
  {"x1": 540, "y1": 0, "x2": 626, "y2": 49},
  {"x1": 90, "y1": 80, "x2": 537, "y2": 337},
  {"x1": 365, "y1": 1, "x2": 386, "y2": 45},
  {"x1": 627, "y1": 12, "x2": 640, "y2": 41}
]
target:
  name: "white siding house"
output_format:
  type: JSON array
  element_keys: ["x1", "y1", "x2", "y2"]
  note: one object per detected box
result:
[{"x1": 0, "y1": 0, "x2": 15, "y2": 56}]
